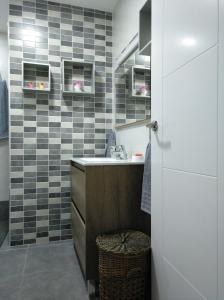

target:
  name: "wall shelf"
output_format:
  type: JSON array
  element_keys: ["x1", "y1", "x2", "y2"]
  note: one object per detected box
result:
[
  {"x1": 139, "y1": 0, "x2": 151, "y2": 56},
  {"x1": 22, "y1": 62, "x2": 51, "y2": 92},
  {"x1": 129, "y1": 65, "x2": 151, "y2": 98},
  {"x1": 139, "y1": 41, "x2": 151, "y2": 56},
  {"x1": 62, "y1": 59, "x2": 95, "y2": 95},
  {"x1": 62, "y1": 91, "x2": 95, "y2": 96}
]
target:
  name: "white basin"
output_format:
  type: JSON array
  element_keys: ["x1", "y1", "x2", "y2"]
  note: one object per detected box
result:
[
  {"x1": 72, "y1": 157, "x2": 144, "y2": 166},
  {"x1": 80, "y1": 157, "x2": 117, "y2": 162}
]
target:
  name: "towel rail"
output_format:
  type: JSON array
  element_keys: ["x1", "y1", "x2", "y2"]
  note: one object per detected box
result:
[
  {"x1": 115, "y1": 118, "x2": 158, "y2": 132},
  {"x1": 146, "y1": 120, "x2": 158, "y2": 132}
]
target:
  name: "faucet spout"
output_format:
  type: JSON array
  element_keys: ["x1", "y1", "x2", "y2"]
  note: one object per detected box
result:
[{"x1": 110, "y1": 145, "x2": 127, "y2": 160}]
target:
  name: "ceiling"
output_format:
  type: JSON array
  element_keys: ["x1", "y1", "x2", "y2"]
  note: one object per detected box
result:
[{"x1": 0, "y1": 0, "x2": 119, "y2": 33}]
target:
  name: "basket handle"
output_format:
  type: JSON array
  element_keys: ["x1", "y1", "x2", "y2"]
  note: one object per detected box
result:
[{"x1": 127, "y1": 267, "x2": 143, "y2": 278}]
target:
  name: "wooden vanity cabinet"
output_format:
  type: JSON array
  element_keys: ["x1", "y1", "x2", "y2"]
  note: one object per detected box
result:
[{"x1": 71, "y1": 160, "x2": 150, "y2": 281}]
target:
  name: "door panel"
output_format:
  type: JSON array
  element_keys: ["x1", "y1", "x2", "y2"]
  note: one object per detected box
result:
[
  {"x1": 163, "y1": 169, "x2": 217, "y2": 299},
  {"x1": 151, "y1": 0, "x2": 222, "y2": 298},
  {"x1": 163, "y1": 259, "x2": 204, "y2": 300},
  {"x1": 163, "y1": 46, "x2": 218, "y2": 176},
  {"x1": 163, "y1": 0, "x2": 218, "y2": 75}
]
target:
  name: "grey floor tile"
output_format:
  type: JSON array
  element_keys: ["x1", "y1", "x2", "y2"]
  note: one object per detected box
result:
[
  {"x1": 25, "y1": 242, "x2": 79, "y2": 276},
  {"x1": 0, "y1": 242, "x2": 89, "y2": 300},
  {"x1": 19, "y1": 269, "x2": 88, "y2": 300},
  {"x1": 53, "y1": 271, "x2": 88, "y2": 300},
  {"x1": 18, "y1": 272, "x2": 55, "y2": 300},
  {"x1": 0, "y1": 248, "x2": 27, "y2": 283},
  {"x1": 48, "y1": 241, "x2": 76, "y2": 257},
  {"x1": 0, "y1": 276, "x2": 21, "y2": 300}
]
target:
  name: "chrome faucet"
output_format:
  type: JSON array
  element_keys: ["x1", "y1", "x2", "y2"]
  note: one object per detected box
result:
[{"x1": 110, "y1": 145, "x2": 128, "y2": 160}]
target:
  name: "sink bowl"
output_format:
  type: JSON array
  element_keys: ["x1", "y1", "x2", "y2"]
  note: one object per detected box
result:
[
  {"x1": 71, "y1": 157, "x2": 144, "y2": 166},
  {"x1": 80, "y1": 157, "x2": 117, "y2": 163}
]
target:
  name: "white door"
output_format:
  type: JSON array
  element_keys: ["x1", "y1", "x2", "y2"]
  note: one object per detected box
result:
[{"x1": 151, "y1": 0, "x2": 224, "y2": 299}]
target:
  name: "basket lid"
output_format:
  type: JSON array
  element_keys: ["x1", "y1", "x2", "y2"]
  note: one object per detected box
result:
[{"x1": 96, "y1": 230, "x2": 151, "y2": 255}]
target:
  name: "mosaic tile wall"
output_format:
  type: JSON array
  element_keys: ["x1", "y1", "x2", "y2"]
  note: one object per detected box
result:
[
  {"x1": 115, "y1": 50, "x2": 151, "y2": 125},
  {"x1": 9, "y1": 0, "x2": 113, "y2": 246}
]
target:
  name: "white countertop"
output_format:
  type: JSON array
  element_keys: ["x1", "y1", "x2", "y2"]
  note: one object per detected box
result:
[{"x1": 71, "y1": 157, "x2": 145, "y2": 166}]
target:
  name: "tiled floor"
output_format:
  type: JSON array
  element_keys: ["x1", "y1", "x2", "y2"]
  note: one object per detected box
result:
[{"x1": 0, "y1": 241, "x2": 89, "y2": 300}]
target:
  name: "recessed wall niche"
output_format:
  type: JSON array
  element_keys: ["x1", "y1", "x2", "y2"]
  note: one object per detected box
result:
[
  {"x1": 130, "y1": 66, "x2": 151, "y2": 98},
  {"x1": 22, "y1": 62, "x2": 51, "y2": 92},
  {"x1": 62, "y1": 60, "x2": 95, "y2": 95},
  {"x1": 139, "y1": 0, "x2": 151, "y2": 56},
  {"x1": 115, "y1": 50, "x2": 151, "y2": 126}
]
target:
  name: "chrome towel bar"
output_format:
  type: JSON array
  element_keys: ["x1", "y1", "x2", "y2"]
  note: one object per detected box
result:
[{"x1": 146, "y1": 120, "x2": 158, "y2": 132}]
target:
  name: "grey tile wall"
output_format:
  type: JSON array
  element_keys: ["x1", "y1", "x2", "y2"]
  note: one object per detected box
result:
[
  {"x1": 115, "y1": 50, "x2": 150, "y2": 125},
  {"x1": 9, "y1": 0, "x2": 113, "y2": 246}
]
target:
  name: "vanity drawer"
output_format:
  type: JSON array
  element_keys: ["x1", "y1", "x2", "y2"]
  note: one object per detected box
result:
[
  {"x1": 71, "y1": 166, "x2": 86, "y2": 221},
  {"x1": 71, "y1": 201, "x2": 86, "y2": 276}
]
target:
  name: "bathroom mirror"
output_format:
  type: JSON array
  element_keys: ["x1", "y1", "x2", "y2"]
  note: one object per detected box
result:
[{"x1": 115, "y1": 49, "x2": 151, "y2": 128}]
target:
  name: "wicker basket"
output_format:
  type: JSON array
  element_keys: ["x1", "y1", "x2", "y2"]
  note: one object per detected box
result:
[{"x1": 96, "y1": 230, "x2": 151, "y2": 300}]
